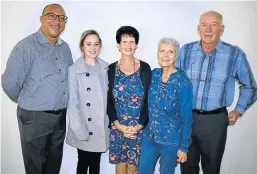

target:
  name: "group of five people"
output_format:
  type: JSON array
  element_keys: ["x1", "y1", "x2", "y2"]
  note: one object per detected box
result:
[{"x1": 2, "y1": 3, "x2": 257, "y2": 174}]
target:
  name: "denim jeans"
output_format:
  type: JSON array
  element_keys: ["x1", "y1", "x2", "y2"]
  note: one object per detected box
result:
[{"x1": 138, "y1": 139, "x2": 178, "y2": 174}]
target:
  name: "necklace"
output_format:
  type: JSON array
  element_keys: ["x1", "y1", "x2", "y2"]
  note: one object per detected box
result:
[{"x1": 118, "y1": 58, "x2": 136, "y2": 76}]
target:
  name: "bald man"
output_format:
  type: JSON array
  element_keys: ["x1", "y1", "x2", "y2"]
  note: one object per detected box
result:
[
  {"x1": 2, "y1": 4, "x2": 73, "y2": 174},
  {"x1": 175, "y1": 11, "x2": 257, "y2": 174}
]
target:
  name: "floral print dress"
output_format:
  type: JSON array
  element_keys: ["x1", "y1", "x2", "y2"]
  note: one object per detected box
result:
[{"x1": 109, "y1": 65, "x2": 144, "y2": 167}]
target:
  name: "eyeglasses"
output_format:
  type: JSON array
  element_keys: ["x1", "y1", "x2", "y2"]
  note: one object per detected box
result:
[{"x1": 42, "y1": 12, "x2": 68, "y2": 22}]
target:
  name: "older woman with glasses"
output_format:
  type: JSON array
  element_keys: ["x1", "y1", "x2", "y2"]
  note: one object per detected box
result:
[{"x1": 138, "y1": 37, "x2": 193, "y2": 174}]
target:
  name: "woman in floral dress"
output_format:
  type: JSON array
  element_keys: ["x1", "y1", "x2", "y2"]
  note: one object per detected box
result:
[{"x1": 107, "y1": 26, "x2": 151, "y2": 174}]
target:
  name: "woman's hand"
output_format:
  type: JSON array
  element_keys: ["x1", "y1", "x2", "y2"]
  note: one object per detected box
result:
[
  {"x1": 177, "y1": 150, "x2": 187, "y2": 163},
  {"x1": 113, "y1": 121, "x2": 138, "y2": 139},
  {"x1": 123, "y1": 126, "x2": 137, "y2": 139},
  {"x1": 130, "y1": 124, "x2": 143, "y2": 133},
  {"x1": 125, "y1": 124, "x2": 143, "y2": 139},
  {"x1": 114, "y1": 121, "x2": 129, "y2": 133}
]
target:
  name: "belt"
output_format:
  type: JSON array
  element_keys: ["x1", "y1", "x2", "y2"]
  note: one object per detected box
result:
[
  {"x1": 43, "y1": 108, "x2": 66, "y2": 115},
  {"x1": 192, "y1": 107, "x2": 226, "y2": 115}
]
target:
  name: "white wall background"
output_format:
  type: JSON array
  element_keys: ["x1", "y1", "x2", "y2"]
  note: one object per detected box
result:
[{"x1": 1, "y1": 1, "x2": 257, "y2": 174}]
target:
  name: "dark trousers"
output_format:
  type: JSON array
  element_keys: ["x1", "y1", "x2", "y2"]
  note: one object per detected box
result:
[
  {"x1": 181, "y1": 108, "x2": 229, "y2": 174},
  {"x1": 77, "y1": 149, "x2": 102, "y2": 174},
  {"x1": 17, "y1": 106, "x2": 66, "y2": 174}
]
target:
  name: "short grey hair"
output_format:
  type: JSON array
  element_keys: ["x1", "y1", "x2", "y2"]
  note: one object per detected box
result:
[
  {"x1": 157, "y1": 37, "x2": 180, "y2": 55},
  {"x1": 200, "y1": 11, "x2": 223, "y2": 25}
]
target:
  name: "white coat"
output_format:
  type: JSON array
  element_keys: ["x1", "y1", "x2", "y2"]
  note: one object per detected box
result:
[{"x1": 66, "y1": 57, "x2": 109, "y2": 152}]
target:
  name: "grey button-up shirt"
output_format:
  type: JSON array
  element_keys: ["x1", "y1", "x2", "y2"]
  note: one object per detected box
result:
[{"x1": 2, "y1": 29, "x2": 73, "y2": 110}]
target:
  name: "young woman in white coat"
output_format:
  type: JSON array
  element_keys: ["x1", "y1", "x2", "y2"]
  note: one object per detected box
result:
[{"x1": 66, "y1": 30, "x2": 109, "y2": 174}]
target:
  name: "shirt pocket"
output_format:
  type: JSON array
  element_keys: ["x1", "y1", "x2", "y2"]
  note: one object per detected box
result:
[{"x1": 211, "y1": 56, "x2": 235, "y2": 84}]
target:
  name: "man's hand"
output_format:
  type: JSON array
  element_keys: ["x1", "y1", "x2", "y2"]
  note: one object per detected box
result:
[
  {"x1": 228, "y1": 110, "x2": 241, "y2": 125},
  {"x1": 177, "y1": 150, "x2": 187, "y2": 163}
]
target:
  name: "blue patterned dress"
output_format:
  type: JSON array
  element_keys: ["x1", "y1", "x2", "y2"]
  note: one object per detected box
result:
[{"x1": 109, "y1": 65, "x2": 144, "y2": 167}]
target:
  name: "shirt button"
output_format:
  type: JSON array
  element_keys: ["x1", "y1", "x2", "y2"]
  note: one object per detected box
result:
[
  {"x1": 87, "y1": 88, "x2": 91, "y2": 92},
  {"x1": 87, "y1": 103, "x2": 91, "y2": 107},
  {"x1": 88, "y1": 118, "x2": 92, "y2": 121},
  {"x1": 63, "y1": 92, "x2": 66, "y2": 94},
  {"x1": 59, "y1": 69, "x2": 61, "y2": 72},
  {"x1": 86, "y1": 73, "x2": 90, "y2": 77},
  {"x1": 62, "y1": 80, "x2": 64, "y2": 83},
  {"x1": 89, "y1": 132, "x2": 93, "y2": 135},
  {"x1": 56, "y1": 58, "x2": 58, "y2": 60}
]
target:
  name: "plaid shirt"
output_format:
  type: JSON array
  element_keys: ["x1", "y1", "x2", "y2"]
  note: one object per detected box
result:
[{"x1": 175, "y1": 40, "x2": 257, "y2": 114}]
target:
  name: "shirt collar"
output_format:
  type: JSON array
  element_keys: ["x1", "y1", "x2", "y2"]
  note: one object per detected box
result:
[
  {"x1": 194, "y1": 39, "x2": 224, "y2": 53},
  {"x1": 36, "y1": 28, "x2": 63, "y2": 46}
]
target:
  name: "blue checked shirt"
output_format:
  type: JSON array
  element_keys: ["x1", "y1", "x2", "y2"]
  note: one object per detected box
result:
[
  {"x1": 175, "y1": 40, "x2": 257, "y2": 114},
  {"x1": 2, "y1": 29, "x2": 73, "y2": 110}
]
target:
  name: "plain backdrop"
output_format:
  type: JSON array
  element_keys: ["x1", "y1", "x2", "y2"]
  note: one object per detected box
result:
[{"x1": 1, "y1": 1, "x2": 257, "y2": 174}]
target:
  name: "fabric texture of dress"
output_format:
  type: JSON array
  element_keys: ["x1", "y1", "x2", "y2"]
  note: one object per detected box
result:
[{"x1": 109, "y1": 65, "x2": 144, "y2": 167}]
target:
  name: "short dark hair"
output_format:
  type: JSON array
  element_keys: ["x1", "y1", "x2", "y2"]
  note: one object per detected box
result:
[
  {"x1": 79, "y1": 30, "x2": 102, "y2": 53},
  {"x1": 116, "y1": 26, "x2": 139, "y2": 44},
  {"x1": 42, "y1": 4, "x2": 65, "y2": 15}
]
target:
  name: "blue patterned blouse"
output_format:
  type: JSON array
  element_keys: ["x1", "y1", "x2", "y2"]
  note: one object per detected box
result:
[{"x1": 144, "y1": 68, "x2": 193, "y2": 152}]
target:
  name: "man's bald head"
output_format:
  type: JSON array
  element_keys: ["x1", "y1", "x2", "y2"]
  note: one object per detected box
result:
[
  {"x1": 200, "y1": 11, "x2": 223, "y2": 25},
  {"x1": 42, "y1": 4, "x2": 65, "y2": 16}
]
